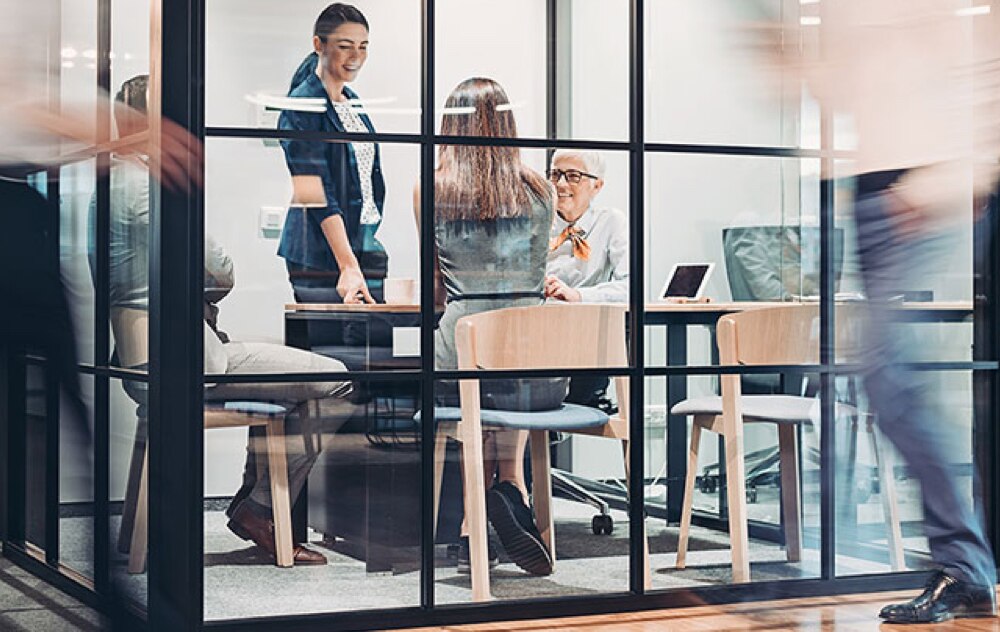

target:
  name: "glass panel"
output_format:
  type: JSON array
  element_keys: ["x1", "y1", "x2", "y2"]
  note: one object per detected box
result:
[
  {"x1": 834, "y1": 370, "x2": 982, "y2": 577},
  {"x1": 205, "y1": 137, "x2": 421, "y2": 369},
  {"x1": 645, "y1": 0, "x2": 814, "y2": 148},
  {"x1": 61, "y1": 159, "x2": 97, "y2": 366},
  {"x1": 433, "y1": 376, "x2": 629, "y2": 604},
  {"x1": 430, "y1": 144, "x2": 631, "y2": 370},
  {"x1": 202, "y1": 379, "x2": 421, "y2": 619},
  {"x1": 111, "y1": 0, "x2": 150, "y2": 100},
  {"x1": 205, "y1": 0, "x2": 421, "y2": 134},
  {"x1": 563, "y1": 0, "x2": 630, "y2": 141},
  {"x1": 59, "y1": 373, "x2": 95, "y2": 578},
  {"x1": 648, "y1": 370, "x2": 821, "y2": 587},
  {"x1": 110, "y1": 375, "x2": 147, "y2": 614},
  {"x1": 60, "y1": 0, "x2": 98, "y2": 120},
  {"x1": 24, "y1": 363, "x2": 48, "y2": 551},
  {"x1": 435, "y1": 0, "x2": 548, "y2": 140},
  {"x1": 644, "y1": 154, "x2": 820, "y2": 368}
]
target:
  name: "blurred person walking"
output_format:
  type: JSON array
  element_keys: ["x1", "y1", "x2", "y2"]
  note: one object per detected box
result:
[
  {"x1": 754, "y1": 0, "x2": 1000, "y2": 623},
  {"x1": 0, "y1": 2, "x2": 200, "y2": 629}
]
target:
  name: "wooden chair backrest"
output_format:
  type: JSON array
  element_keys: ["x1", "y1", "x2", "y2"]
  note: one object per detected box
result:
[
  {"x1": 454, "y1": 304, "x2": 629, "y2": 371},
  {"x1": 718, "y1": 303, "x2": 868, "y2": 367}
]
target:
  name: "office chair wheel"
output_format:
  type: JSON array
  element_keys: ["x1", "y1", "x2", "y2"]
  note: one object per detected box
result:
[
  {"x1": 699, "y1": 476, "x2": 717, "y2": 494},
  {"x1": 592, "y1": 514, "x2": 614, "y2": 535}
]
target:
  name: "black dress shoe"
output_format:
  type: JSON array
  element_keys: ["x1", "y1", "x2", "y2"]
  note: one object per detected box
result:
[
  {"x1": 486, "y1": 481, "x2": 553, "y2": 576},
  {"x1": 879, "y1": 571, "x2": 996, "y2": 624},
  {"x1": 455, "y1": 536, "x2": 500, "y2": 574},
  {"x1": 228, "y1": 501, "x2": 328, "y2": 566}
]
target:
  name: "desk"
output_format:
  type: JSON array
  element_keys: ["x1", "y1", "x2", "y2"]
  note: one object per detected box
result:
[{"x1": 286, "y1": 300, "x2": 974, "y2": 527}]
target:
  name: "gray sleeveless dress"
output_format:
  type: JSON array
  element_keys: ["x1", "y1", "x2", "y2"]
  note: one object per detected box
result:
[{"x1": 434, "y1": 190, "x2": 566, "y2": 409}]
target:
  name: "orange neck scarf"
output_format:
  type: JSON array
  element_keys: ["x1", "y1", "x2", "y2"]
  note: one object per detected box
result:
[{"x1": 550, "y1": 223, "x2": 591, "y2": 261}]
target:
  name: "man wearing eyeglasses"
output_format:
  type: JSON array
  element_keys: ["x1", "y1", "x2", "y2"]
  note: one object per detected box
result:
[{"x1": 545, "y1": 150, "x2": 628, "y2": 408}]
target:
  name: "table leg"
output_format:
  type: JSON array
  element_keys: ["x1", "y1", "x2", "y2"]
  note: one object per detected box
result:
[
  {"x1": 666, "y1": 325, "x2": 689, "y2": 524},
  {"x1": 285, "y1": 317, "x2": 310, "y2": 351}
]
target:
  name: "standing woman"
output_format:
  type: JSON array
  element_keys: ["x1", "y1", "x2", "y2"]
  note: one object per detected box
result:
[
  {"x1": 414, "y1": 77, "x2": 559, "y2": 576},
  {"x1": 279, "y1": 3, "x2": 387, "y2": 329}
]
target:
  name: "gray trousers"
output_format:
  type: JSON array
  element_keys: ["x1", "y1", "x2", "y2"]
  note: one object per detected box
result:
[
  {"x1": 854, "y1": 190, "x2": 996, "y2": 586},
  {"x1": 205, "y1": 341, "x2": 350, "y2": 511}
]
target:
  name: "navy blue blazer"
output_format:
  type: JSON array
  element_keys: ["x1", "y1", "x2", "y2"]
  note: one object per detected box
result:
[{"x1": 277, "y1": 55, "x2": 386, "y2": 277}]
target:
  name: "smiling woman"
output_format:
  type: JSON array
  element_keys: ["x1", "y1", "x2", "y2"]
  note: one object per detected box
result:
[{"x1": 277, "y1": 2, "x2": 389, "y2": 331}]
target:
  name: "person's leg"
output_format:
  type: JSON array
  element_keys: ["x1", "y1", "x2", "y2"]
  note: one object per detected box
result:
[
  {"x1": 206, "y1": 342, "x2": 351, "y2": 528},
  {"x1": 495, "y1": 430, "x2": 529, "y2": 502},
  {"x1": 565, "y1": 376, "x2": 611, "y2": 408},
  {"x1": 855, "y1": 191, "x2": 996, "y2": 589}
]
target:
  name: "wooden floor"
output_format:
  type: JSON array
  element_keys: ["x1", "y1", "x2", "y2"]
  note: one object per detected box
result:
[{"x1": 408, "y1": 590, "x2": 1000, "y2": 631}]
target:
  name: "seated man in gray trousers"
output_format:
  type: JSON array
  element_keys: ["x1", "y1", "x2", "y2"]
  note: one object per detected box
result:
[{"x1": 93, "y1": 74, "x2": 351, "y2": 566}]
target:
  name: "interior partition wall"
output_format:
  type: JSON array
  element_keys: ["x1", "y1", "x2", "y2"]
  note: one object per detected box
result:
[{"x1": 2, "y1": 0, "x2": 1000, "y2": 631}]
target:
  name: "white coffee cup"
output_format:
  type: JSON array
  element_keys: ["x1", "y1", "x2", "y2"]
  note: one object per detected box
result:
[{"x1": 384, "y1": 277, "x2": 417, "y2": 305}]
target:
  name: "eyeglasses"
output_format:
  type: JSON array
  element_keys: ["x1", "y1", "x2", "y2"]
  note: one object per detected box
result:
[{"x1": 547, "y1": 169, "x2": 599, "y2": 185}]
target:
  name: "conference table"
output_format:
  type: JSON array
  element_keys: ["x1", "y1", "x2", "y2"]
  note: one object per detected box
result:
[{"x1": 285, "y1": 300, "x2": 975, "y2": 528}]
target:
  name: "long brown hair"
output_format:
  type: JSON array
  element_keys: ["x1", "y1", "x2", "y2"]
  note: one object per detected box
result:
[{"x1": 435, "y1": 78, "x2": 552, "y2": 222}]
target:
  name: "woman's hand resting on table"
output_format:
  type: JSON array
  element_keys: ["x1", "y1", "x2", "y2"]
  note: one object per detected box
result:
[
  {"x1": 544, "y1": 275, "x2": 581, "y2": 302},
  {"x1": 337, "y1": 266, "x2": 376, "y2": 304}
]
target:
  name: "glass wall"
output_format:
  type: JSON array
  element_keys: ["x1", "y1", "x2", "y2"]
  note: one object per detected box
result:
[{"x1": 3, "y1": 1, "x2": 999, "y2": 630}]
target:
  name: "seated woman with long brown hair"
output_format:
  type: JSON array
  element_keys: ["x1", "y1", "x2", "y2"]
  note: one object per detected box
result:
[{"x1": 413, "y1": 77, "x2": 559, "y2": 577}]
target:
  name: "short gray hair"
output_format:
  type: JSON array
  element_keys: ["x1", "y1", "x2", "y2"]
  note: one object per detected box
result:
[{"x1": 550, "y1": 149, "x2": 606, "y2": 180}]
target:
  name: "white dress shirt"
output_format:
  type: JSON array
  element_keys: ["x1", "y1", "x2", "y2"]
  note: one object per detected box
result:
[{"x1": 546, "y1": 206, "x2": 629, "y2": 303}]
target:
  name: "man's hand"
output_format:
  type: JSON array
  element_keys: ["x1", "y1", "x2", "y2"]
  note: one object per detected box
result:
[
  {"x1": 338, "y1": 266, "x2": 375, "y2": 304},
  {"x1": 544, "y1": 275, "x2": 581, "y2": 302}
]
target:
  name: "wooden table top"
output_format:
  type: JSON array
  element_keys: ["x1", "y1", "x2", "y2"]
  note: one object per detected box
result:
[{"x1": 285, "y1": 300, "x2": 974, "y2": 314}]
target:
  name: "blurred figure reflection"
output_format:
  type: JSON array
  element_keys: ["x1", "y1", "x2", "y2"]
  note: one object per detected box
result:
[
  {"x1": 93, "y1": 75, "x2": 353, "y2": 567},
  {"x1": 752, "y1": 0, "x2": 1000, "y2": 623},
  {"x1": 413, "y1": 77, "x2": 558, "y2": 576}
]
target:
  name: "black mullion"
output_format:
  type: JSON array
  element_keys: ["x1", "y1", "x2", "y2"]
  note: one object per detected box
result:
[
  {"x1": 818, "y1": 111, "x2": 836, "y2": 578},
  {"x1": 627, "y1": 0, "x2": 646, "y2": 596},
  {"x1": 42, "y1": 0, "x2": 63, "y2": 570},
  {"x1": 93, "y1": 0, "x2": 112, "y2": 596},
  {"x1": 44, "y1": 351, "x2": 59, "y2": 567},
  {"x1": 150, "y1": 0, "x2": 205, "y2": 628},
  {"x1": 4, "y1": 350, "x2": 27, "y2": 545},
  {"x1": 418, "y1": 0, "x2": 436, "y2": 611}
]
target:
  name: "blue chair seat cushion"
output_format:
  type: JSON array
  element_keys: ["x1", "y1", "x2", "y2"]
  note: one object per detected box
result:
[
  {"x1": 670, "y1": 395, "x2": 856, "y2": 424},
  {"x1": 416, "y1": 403, "x2": 610, "y2": 430},
  {"x1": 206, "y1": 401, "x2": 287, "y2": 417}
]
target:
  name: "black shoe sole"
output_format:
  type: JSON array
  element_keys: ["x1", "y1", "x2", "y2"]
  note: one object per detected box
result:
[
  {"x1": 486, "y1": 489, "x2": 553, "y2": 576},
  {"x1": 880, "y1": 609, "x2": 997, "y2": 624},
  {"x1": 456, "y1": 556, "x2": 499, "y2": 574}
]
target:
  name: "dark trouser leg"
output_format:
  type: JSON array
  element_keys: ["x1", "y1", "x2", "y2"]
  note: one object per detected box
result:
[
  {"x1": 565, "y1": 375, "x2": 611, "y2": 406},
  {"x1": 855, "y1": 191, "x2": 996, "y2": 586},
  {"x1": 244, "y1": 403, "x2": 322, "y2": 514}
]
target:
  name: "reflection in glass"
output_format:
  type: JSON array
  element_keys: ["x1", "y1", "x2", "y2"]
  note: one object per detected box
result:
[
  {"x1": 205, "y1": 0, "x2": 420, "y2": 134},
  {"x1": 60, "y1": 374, "x2": 96, "y2": 579},
  {"x1": 110, "y1": 376, "x2": 147, "y2": 613},
  {"x1": 835, "y1": 370, "x2": 978, "y2": 578},
  {"x1": 202, "y1": 380, "x2": 420, "y2": 619}
]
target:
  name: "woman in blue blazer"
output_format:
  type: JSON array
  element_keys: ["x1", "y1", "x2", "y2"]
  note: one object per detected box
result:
[{"x1": 278, "y1": 3, "x2": 387, "y2": 315}]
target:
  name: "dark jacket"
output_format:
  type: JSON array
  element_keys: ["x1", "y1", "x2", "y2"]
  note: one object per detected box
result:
[{"x1": 276, "y1": 53, "x2": 386, "y2": 277}]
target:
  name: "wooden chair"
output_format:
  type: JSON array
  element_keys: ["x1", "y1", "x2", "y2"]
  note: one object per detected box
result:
[
  {"x1": 111, "y1": 308, "x2": 296, "y2": 573},
  {"x1": 670, "y1": 304, "x2": 904, "y2": 583},
  {"x1": 430, "y1": 303, "x2": 650, "y2": 601}
]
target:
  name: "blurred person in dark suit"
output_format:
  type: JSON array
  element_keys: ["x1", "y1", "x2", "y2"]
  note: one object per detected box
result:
[{"x1": 750, "y1": 0, "x2": 1000, "y2": 623}]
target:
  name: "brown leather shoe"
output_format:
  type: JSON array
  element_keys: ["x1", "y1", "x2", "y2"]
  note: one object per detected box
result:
[{"x1": 227, "y1": 501, "x2": 328, "y2": 566}]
